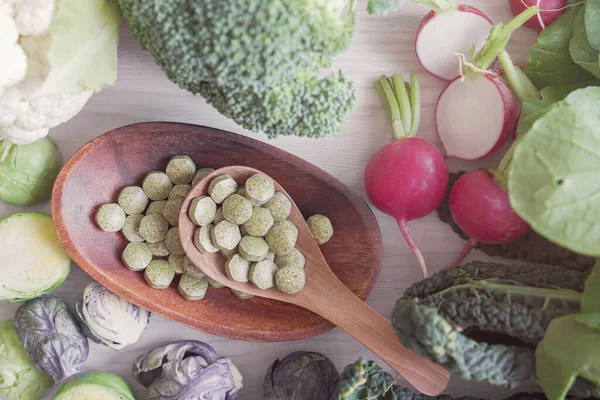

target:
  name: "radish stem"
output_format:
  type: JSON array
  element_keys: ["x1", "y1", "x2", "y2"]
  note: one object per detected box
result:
[
  {"x1": 398, "y1": 219, "x2": 428, "y2": 278},
  {"x1": 474, "y1": 6, "x2": 540, "y2": 70},
  {"x1": 446, "y1": 238, "x2": 479, "y2": 267},
  {"x1": 392, "y1": 75, "x2": 412, "y2": 135},
  {"x1": 376, "y1": 77, "x2": 405, "y2": 140},
  {"x1": 409, "y1": 75, "x2": 421, "y2": 135},
  {"x1": 498, "y1": 51, "x2": 540, "y2": 103},
  {"x1": 413, "y1": 0, "x2": 458, "y2": 12}
]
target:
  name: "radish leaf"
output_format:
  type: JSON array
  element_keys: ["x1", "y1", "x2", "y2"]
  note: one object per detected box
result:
[
  {"x1": 509, "y1": 87, "x2": 600, "y2": 257},
  {"x1": 570, "y1": 7, "x2": 600, "y2": 79},
  {"x1": 525, "y1": 7, "x2": 599, "y2": 89},
  {"x1": 585, "y1": 0, "x2": 600, "y2": 51},
  {"x1": 517, "y1": 86, "x2": 577, "y2": 135}
]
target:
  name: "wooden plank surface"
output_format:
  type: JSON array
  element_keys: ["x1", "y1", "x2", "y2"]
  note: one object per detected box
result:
[{"x1": 0, "y1": 1, "x2": 542, "y2": 398}]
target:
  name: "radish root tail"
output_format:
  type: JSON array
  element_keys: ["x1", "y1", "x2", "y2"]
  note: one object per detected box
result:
[
  {"x1": 519, "y1": 0, "x2": 586, "y2": 31},
  {"x1": 398, "y1": 219, "x2": 428, "y2": 278},
  {"x1": 455, "y1": 53, "x2": 500, "y2": 82},
  {"x1": 446, "y1": 237, "x2": 478, "y2": 268}
]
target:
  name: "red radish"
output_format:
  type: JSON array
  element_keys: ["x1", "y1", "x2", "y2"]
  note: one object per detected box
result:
[
  {"x1": 416, "y1": 5, "x2": 493, "y2": 81},
  {"x1": 436, "y1": 74, "x2": 519, "y2": 160},
  {"x1": 449, "y1": 169, "x2": 530, "y2": 244},
  {"x1": 434, "y1": 6, "x2": 539, "y2": 160},
  {"x1": 365, "y1": 74, "x2": 448, "y2": 278},
  {"x1": 509, "y1": 0, "x2": 567, "y2": 32}
]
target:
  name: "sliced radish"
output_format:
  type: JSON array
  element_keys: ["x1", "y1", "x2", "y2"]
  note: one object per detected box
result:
[
  {"x1": 415, "y1": 5, "x2": 493, "y2": 81},
  {"x1": 435, "y1": 74, "x2": 518, "y2": 160}
]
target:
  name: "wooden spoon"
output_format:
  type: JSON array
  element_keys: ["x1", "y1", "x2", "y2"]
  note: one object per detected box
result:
[{"x1": 179, "y1": 166, "x2": 450, "y2": 396}]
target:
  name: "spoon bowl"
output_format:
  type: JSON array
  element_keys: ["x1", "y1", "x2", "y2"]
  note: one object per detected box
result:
[{"x1": 179, "y1": 166, "x2": 450, "y2": 396}]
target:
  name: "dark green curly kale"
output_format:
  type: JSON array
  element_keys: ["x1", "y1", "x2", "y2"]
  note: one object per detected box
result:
[
  {"x1": 337, "y1": 358, "x2": 563, "y2": 400},
  {"x1": 118, "y1": 0, "x2": 357, "y2": 138},
  {"x1": 437, "y1": 172, "x2": 595, "y2": 271},
  {"x1": 393, "y1": 262, "x2": 598, "y2": 394}
]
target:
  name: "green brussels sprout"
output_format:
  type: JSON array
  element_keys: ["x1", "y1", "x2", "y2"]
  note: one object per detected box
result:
[{"x1": 0, "y1": 137, "x2": 63, "y2": 206}]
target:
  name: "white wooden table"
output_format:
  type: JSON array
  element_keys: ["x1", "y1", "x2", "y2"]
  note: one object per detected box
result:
[{"x1": 0, "y1": 2, "x2": 543, "y2": 398}]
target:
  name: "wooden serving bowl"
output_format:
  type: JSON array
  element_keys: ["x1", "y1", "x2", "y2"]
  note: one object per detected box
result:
[{"x1": 52, "y1": 122, "x2": 383, "y2": 341}]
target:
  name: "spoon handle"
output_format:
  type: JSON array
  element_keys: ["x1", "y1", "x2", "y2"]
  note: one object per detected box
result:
[{"x1": 302, "y1": 277, "x2": 450, "y2": 396}]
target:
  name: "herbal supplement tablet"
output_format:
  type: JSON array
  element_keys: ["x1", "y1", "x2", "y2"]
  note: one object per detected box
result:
[
  {"x1": 222, "y1": 194, "x2": 253, "y2": 225},
  {"x1": 144, "y1": 260, "x2": 175, "y2": 289},
  {"x1": 122, "y1": 242, "x2": 152, "y2": 272},
  {"x1": 213, "y1": 208, "x2": 225, "y2": 225},
  {"x1": 166, "y1": 155, "x2": 196, "y2": 184},
  {"x1": 211, "y1": 221, "x2": 241, "y2": 251},
  {"x1": 165, "y1": 227, "x2": 185, "y2": 255},
  {"x1": 207, "y1": 277, "x2": 225, "y2": 289},
  {"x1": 168, "y1": 253, "x2": 185, "y2": 274},
  {"x1": 275, "y1": 247, "x2": 305, "y2": 269},
  {"x1": 245, "y1": 173, "x2": 275, "y2": 203},
  {"x1": 148, "y1": 240, "x2": 170, "y2": 257},
  {"x1": 142, "y1": 172, "x2": 173, "y2": 201},
  {"x1": 263, "y1": 192, "x2": 292, "y2": 222},
  {"x1": 230, "y1": 289, "x2": 255, "y2": 300},
  {"x1": 118, "y1": 186, "x2": 148, "y2": 215},
  {"x1": 183, "y1": 256, "x2": 206, "y2": 279},
  {"x1": 307, "y1": 214, "x2": 334, "y2": 245},
  {"x1": 178, "y1": 274, "x2": 209, "y2": 300},
  {"x1": 192, "y1": 168, "x2": 215, "y2": 186},
  {"x1": 238, "y1": 187, "x2": 263, "y2": 207},
  {"x1": 249, "y1": 260, "x2": 278, "y2": 290},
  {"x1": 238, "y1": 236, "x2": 269, "y2": 262},
  {"x1": 139, "y1": 214, "x2": 169, "y2": 243},
  {"x1": 194, "y1": 225, "x2": 219, "y2": 253},
  {"x1": 95, "y1": 203, "x2": 126, "y2": 232},
  {"x1": 146, "y1": 200, "x2": 167, "y2": 216},
  {"x1": 188, "y1": 196, "x2": 217, "y2": 226},
  {"x1": 163, "y1": 198, "x2": 184, "y2": 227},
  {"x1": 208, "y1": 174, "x2": 238, "y2": 204},
  {"x1": 266, "y1": 220, "x2": 298, "y2": 256},
  {"x1": 244, "y1": 207, "x2": 274, "y2": 236},
  {"x1": 221, "y1": 247, "x2": 237, "y2": 259},
  {"x1": 225, "y1": 254, "x2": 251, "y2": 283},
  {"x1": 121, "y1": 214, "x2": 144, "y2": 242},
  {"x1": 169, "y1": 184, "x2": 192, "y2": 200},
  {"x1": 276, "y1": 266, "x2": 306, "y2": 295}
]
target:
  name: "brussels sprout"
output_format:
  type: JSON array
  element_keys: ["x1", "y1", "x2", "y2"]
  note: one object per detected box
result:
[
  {"x1": 14, "y1": 296, "x2": 89, "y2": 383},
  {"x1": 0, "y1": 213, "x2": 71, "y2": 302},
  {"x1": 264, "y1": 351, "x2": 338, "y2": 400},
  {"x1": 76, "y1": 282, "x2": 150, "y2": 351},
  {"x1": 133, "y1": 340, "x2": 243, "y2": 400},
  {"x1": 0, "y1": 137, "x2": 63, "y2": 206},
  {"x1": 54, "y1": 371, "x2": 135, "y2": 400},
  {"x1": 0, "y1": 320, "x2": 52, "y2": 400}
]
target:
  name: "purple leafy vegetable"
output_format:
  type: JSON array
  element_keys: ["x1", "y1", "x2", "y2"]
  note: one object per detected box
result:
[
  {"x1": 264, "y1": 351, "x2": 339, "y2": 400},
  {"x1": 14, "y1": 295, "x2": 89, "y2": 383},
  {"x1": 132, "y1": 340, "x2": 242, "y2": 400}
]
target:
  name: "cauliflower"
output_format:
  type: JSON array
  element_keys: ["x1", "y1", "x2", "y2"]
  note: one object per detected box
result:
[{"x1": 0, "y1": 0, "x2": 121, "y2": 144}]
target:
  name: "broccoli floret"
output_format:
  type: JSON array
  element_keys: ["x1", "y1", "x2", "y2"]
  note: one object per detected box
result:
[{"x1": 118, "y1": 0, "x2": 358, "y2": 138}]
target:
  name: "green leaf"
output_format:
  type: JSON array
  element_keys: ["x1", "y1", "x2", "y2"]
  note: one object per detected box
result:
[
  {"x1": 581, "y1": 260, "x2": 600, "y2": 313},
  {"x1": 569, "y1": 7, "x2": 600, "y2": 79},
  {"x1": 536, "y1": 314, "x2": 600, "y2": 400},
  {"x1": 585, "y1": 0, "x2": 600, "y2": 51},
  {"x1": 517, "y1": 86, "x2": 575, "y2": 135},
  {"x1": 509, "y1": 87, "x2": 600, "y2": 257},
  {"x1": 525, "y1": 7, "x2": 599, "y2": 89},
  {"x1": 40, "y1": 0, "x2": 121, "y2": 94}
]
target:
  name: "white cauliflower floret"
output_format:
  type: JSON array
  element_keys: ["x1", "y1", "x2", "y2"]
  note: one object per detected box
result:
[
  {"x1": 0, "y1": 0, "x2": 121, "y2": 144},
  {"x1": 0, "y1": 4, "x2": 27, "y2": 92}
]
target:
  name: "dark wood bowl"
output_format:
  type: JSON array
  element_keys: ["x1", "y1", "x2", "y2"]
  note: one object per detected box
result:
[{"x1": 52, "y1": 122, "x2": 383, "y2": 341}]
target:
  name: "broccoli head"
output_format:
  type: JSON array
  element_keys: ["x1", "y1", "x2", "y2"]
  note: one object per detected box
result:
[{"x1": 118, "y1": 0, "x2": 358, "y2": 138}]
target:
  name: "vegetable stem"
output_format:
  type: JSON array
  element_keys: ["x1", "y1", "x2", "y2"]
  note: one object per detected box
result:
[
  {"x1": 498, "y1": 51, "x2": 541, "y2": 103},
  {"x1": 409, "y1": 75, "x2": 421, "y2": 136},
  {"x1": 412, "y1": 0, "x2": 458, "y2": 13},
  {"x1": 349, "y1": 0, "x2": 358, "y2": 13},
  {"x1": 392, "y1": 75, "x2": 413, "y2": 135},
  {"x1": 376, "y1": 76, "x2": 405, "y2": 140},
  {"x1": 474, "y1": 6, "x2": 540, "y2": 70}
]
